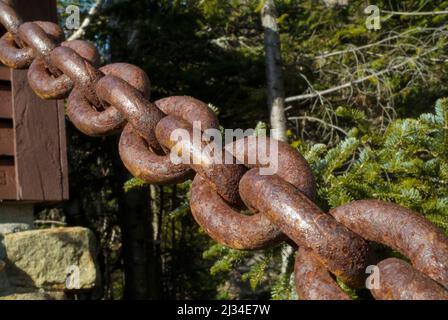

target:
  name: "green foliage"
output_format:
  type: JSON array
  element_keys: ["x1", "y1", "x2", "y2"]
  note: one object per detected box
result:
[
  {"x1": 166, "y1": 203, "x2": 191, "y2": 220},
  {"x1": 335, "y1": 106, "x2": 366, "y2": 123},
  {"x1": 336, "y1": 278, "x2": 359, "y2": 300},
  {"x1": 270, "y1": 274, "x2": 296, "y2": 300},
  {"x1": 281, "y1": 0, "x2": 448, "y2": 143},
  {"x1": 54, "y1": 0, "x2": 448, "y2": 300},
  {"x1": 123, "y1": 177, "x2": 147, "y2": 192},
  {"x1": 203, "y1": 244, "x2": 250, "y2": 276},
  {"x1": 241, "y1": 253, "x2": 271, "y2": 291},
  {"x1": 301, "y1": 99, "x2": 448, "y2": 234},
  {"x1": 207, "y1": 103, "x2": 220, "y2": 116},
  {"x1": 254, "y1": 121, "x2": 268, "y2": 136}
]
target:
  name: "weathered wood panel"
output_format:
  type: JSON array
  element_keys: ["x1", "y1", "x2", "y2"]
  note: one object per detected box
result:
[
  {"x1": 0, "y1": 67, "x2": 10, "y2": 82},
  {"x1": 0, "y1": 158, "x2": 16, "y2": 199},
  {"x1": 0, "y1": 0, "x2": 69, "y2": 202},
  {"x1": 0, "y1": 121, "x2": 14, "y2": 156},
  {"x1": 0, "y1": 84, "x2": 13, "y2": 118},
  {"x1": 12, "y1": 71, "x2": 68, "y2": 201}
]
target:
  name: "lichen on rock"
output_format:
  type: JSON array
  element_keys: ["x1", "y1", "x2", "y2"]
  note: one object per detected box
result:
[{"x1": 0, "y1": 227, "x2": 100, "y2": 299}]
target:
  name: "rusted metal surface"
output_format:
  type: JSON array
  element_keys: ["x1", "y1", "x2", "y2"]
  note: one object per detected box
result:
[
  {"x1": 239, "y1": 168, "x2": 374, "y2": 287},
  {"x1": 119, "y1": 123, "x2": 194, "y2": 184},
  {"x1": 120, "y1": 96, "x2": 218, "y2": 185},
  {"x1": 29, "y1": 40, "x2": 100, "y2": 99},
  {"x1": 96, "y1": 75, "x2": 165, "y2": 151},
  {"x1": 190, "y1": 136, "x2": 316, "y2": 249},
  {"x1": 51, "y1": 45, "x2": 103, "y2": 106},
  {"x1": 224, "y1": 136, "x2": 316, "y2": 200},
  {"x1": 371, "y1": 258, "x2": 448, "y2": 300},
  {"x1": 0, "y1": 20, "x2": 62, "y2": 69},
  {"x1": 0, "y1": 1, "x2": 447, "y2": 299},
  {"x1": 156, "y1": 114, "x2": 246, "y2": 204},
  {"x1": 190, "y1": 174, "x2": 285, "y2": 249},
  {"x1": 62, "y1": 40, "x2": 100, "y2": 68},
  {"x1": 18, "y1": 21, "x2": 61, "y2": 59},
  {"x1": 0, "y1": 2, "x2": 22, "y2": 35},
  {"x1": 295, "y1": 247, "x2": 350, "y2": 300},
  {"x1": 154, "y1": 96, "x2": 219, "y2": 131},
  {"x1": 67, "y1": 63, "x2": 147, "y2": 136},
  {"x1": 0, "y1": 31, "x2": 33, "y2": 68},
  {"x1": 330, "y1": 200, "x2": 448, "y2": 289}
]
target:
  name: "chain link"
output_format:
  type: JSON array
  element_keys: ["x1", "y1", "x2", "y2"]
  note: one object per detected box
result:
[
  {"x1": 0, "y1": 1, "x2": 447, "y2": 300},
  {"x1": 29, "y1": 39, "x2": 100, "y2": 99}
]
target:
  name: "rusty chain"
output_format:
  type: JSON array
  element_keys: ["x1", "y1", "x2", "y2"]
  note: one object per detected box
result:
[{"x1": 0, "y1": 1, "x2": 447, "y2": 300}]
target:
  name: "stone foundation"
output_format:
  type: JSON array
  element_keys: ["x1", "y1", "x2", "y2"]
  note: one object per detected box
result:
[{"x1": 0, "y1": 207, "x2": 101, "y2": 300}]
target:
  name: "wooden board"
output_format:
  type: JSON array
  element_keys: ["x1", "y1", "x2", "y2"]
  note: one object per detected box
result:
[
  {"x1": 0, "y1": 0, "x2": 69, "y2": 202},
  {"x1": 0, "y1": 121, "x2": 14, "y2": 156},
  {"x1": 11, "y1": 69, "x2": 69, "y2": 201},
  {"x1": 0, "y1": 66, "x2": 10, "y2": 81},
  {"x1": 0, "y1": 84, "x2": 13, "y2": 119},
  {"x1": 0, "y1": 158, "x2": 16, "y2": 199}
]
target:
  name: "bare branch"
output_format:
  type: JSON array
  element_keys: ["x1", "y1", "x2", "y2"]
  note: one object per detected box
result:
[
  {"x1": 312, "y1": 27, "x2": 436, "y2": 60},
  {"x1": 34, "y1": 220, "x2": 67, "y2": 226},
  {"x1": 382, "y1": 10, "x2": 448, "y2": 16},
  {"x1": 288, "y1": 116, "x2": 348, "y2": 135},
  {"x1": 286, "y1": 46, "x2": 442, "y2": 103}
]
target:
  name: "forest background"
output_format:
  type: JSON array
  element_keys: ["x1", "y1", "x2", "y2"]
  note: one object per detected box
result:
[{"x1": 36, "y1": 0, "x2": 448, "y2": 299}]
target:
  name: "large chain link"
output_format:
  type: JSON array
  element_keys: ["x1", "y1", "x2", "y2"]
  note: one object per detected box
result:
[{"x1": 0, "y1": 1, "x2": 447, "y2": 300}]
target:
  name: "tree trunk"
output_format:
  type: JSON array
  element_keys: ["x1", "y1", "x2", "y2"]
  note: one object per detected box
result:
[
  {"x1": 261, "y1": 0, "x2": 292, "y2": 279},
  {"x1": 118, "y1": 175, "x2": 160, "y2": 299},
  {"x1": 150, "y1": 185, "x2": 164, "y2": 297},
  {"x1": 108, "y1": 8, "x2": 163, "y2": 296},
  {"x1": 261, "y1": 0, "x2": 287, "y2": 142}
]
